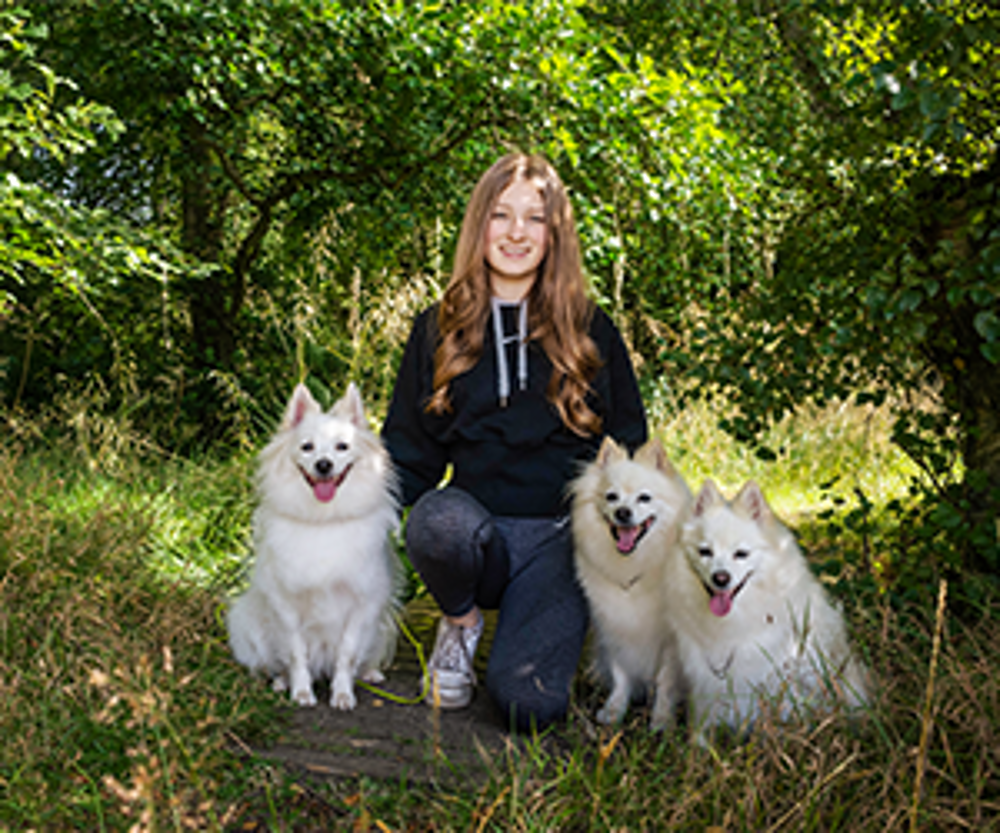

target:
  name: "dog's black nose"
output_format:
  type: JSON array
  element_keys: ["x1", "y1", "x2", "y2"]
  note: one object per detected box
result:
[
  {"x1": 712, "y1": 570, "x2": 730, "y2": 589},
  {"x1": 315, "y1": 458, "x2": 333, "y2": 477},
  {"x1": 614, "y1": 507, "x2": 633, "y2": 525}
]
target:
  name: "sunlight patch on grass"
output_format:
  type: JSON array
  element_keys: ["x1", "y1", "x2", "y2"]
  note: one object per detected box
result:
[
  {"x1": 647, "y1": 385, "x2": 919, "y2": 522},
  {"x1": 0, "y1": 442, "x2": 280, "y2": 831},
  {"x1": 139, "y1": 456, "x2": 256, "y2": 589}
]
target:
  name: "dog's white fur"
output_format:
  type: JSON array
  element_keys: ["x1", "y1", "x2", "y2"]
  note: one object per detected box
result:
[
  {"x1": 665, "y1": 479, "x2": 869, "y2": 739},
  {"x1": 227, "y1": 382, "x2": 400, "y2": 710},
  {"x1": 571, "y1": 436, "x2": 692, "y2": 729}
]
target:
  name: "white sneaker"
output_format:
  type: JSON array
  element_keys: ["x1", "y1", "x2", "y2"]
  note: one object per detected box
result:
[{"x1": 425, "y1": 612, "x2": 484, "y2": 709}]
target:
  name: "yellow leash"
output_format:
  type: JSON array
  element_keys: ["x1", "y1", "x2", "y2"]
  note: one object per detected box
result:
[{"x1": 356, "y1": 610, "x2": 431, "y2": 705}]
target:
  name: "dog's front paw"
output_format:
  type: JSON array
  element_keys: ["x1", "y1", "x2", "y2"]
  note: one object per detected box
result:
[
  {"x1": 596, "y1": 702, "x2": 625, "y2": 726},
  {"x1": 292, "y1": 688, "x2": 318, "y2": 707},
  {"x1": 650, "y1": 687, "x2": 678, "y2": 732},
  {"x1": 330, "y1": 688, "x2": 357, "y2": 710},
  {"x1": 649, "y1": 711, "x2": 675, "y2": 732},
  {"x1": 360, "y1": 668, "x2": 385, "y2": 684}
]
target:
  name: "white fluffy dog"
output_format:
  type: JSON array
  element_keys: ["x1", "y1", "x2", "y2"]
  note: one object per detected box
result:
[
  {"x1": 571, "y1": 436, "x2": 692, "y2": 729},
  {"x1": 227, "y1": 382, "x2": 401, "y2": 710},
  {"x1": 665, "y1": 479, "x2": 869, "y2": 739}
]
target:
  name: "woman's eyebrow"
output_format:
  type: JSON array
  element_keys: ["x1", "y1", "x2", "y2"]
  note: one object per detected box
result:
[{"x1": 493, "y1": 199, "x2": 545, "y2": 211}]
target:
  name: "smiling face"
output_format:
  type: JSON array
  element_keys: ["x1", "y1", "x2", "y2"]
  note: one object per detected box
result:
[
  {"x1": 484, "y1": 176, "x2": 549, "y2": 300},
  {"x1": 574, "y1": 437, "x2": 691, "y2": 559},
  {"x1": 601, "y1": 479, "x2": 658, "y2": 556},
  {"x1": 291, "y1": 411, "x2": 358, "y2": 504},
  {"x1": 689, "y1": 525, "x2": 759, "y2": 618},
  {"x1": 684, "y1": 480, "x2": 773, "y2": 618},
  {"x1": 272, "y1": 383, "x2": 365, "y2": 505}
]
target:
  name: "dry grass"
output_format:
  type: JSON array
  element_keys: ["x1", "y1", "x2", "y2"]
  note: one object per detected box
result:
[
  {"x1": 283, "y1": 589, "x2": 993, "y2": 832},
  {"x1": 342, "y1": 586, "x2": 999, "y2": 832},
  {"x1": 1, "y1": 396, "x2": 998, "y2": 830}
]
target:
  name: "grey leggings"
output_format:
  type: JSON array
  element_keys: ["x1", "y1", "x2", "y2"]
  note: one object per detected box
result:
[{"x1": 405, "y1": 486, "x2": 589, "y2": 732}]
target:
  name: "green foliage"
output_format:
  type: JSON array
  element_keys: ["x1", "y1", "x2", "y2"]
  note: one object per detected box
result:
[
  {"x1": 10, "y1": 0, "x2": 751, "y2": 447},
  {"x1": 0, "y1": 8, "x2": 120, "y2": 163},
  {"x1": 0, "y1": 4, "x2": 153, "y2": 302},
  {"x1": 0, "y1": 441, "x2": 278, "y2": 830},
  {"x1": 3, "y1": 1, "x2": 998, "y2": 590},
  {"x1": 0, "y1": 6, "x2": 122, "y2": 313},
  {"x1": 13, "y1": 0, "x2": 617, "y2": 441},
  {"x1": 592, "y1": 0, "x2": 1000, "y2": 575},
  {"x1": 0, "y1": 6, "x2": 188, "y2": 425},
  {"x1": 529, "y1": 7, "x2": 767, "y2": 359},
  {"x1": 648, "y1": 386, "x2": 917, "y2": 524}
]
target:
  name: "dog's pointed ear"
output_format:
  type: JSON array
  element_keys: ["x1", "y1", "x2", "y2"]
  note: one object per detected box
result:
[
  {"x1": 734, "y1": 480, "x2": 773, "y2": 525},
  {"x1": 634, "y1": 437, "x2": 679, "y2": 477},
  {"x1": 335, "y1": 381, "x2": 368, "y2": 428},
  {"x1": 693, "y1": 479, "x2": 724, "y2": 517},
  {"x1": 596, "y1": 435, "x2": 626, "y2": 467},
  {"x1": 282, "y1": 383, "x2": 320, "y2": 430}
]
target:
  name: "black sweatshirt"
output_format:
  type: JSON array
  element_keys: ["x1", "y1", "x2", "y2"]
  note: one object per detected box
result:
[{"x1": 381, "y1": 302, "x2": 648, "y2": 518}]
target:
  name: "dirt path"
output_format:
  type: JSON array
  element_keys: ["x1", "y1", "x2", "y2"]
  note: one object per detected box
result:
[{"x1": 253, "y1": 599, "x2": 545, "y2": 787}]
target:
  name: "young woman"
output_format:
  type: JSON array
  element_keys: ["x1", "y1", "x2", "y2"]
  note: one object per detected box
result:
[{"x1": 382, "y1": 153, "x2": 648, "y2": 732}]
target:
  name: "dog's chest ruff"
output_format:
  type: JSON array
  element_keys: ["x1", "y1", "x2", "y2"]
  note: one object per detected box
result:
[
  {"x1": 256, "y1": 512, "x2": 393, "y2": 591},
  {"x1": 618, "y1": 571, "x2": 644, "y2": 592},
  {"x1": 698, "y1": 602, "x2": 809, "y2": 684},
  {"x1": 707, "y1": 649, "x2": 736, "y2": 679}
]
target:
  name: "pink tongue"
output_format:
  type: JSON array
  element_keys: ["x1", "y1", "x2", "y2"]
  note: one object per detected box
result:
[
  {"x1": 616, "y1": 526, "x2": 640, "y2": 554},
  {"x1": 709, "y1": 592, "x2": 733, "y2": 617},
  {"x1": 313, "y1": 480, "x2": 337, "y2": 503}
]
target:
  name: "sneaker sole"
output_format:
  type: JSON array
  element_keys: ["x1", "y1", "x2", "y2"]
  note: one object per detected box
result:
[
  {"x1": 425, "y1": 689, "x2": 474, "y2": 709},
  {"x1": 425, "y1": 671, "x2": 474, "y2": 709}
]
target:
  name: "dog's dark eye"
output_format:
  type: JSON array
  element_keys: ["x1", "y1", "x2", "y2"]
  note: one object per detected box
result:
[
  {"x1": 605, "y1": 491, "x2": 619, "y2": 503},
  {"x1": 698, "y1": 546, "x2": 712, "y2": 559},
  {"x1": 734, "y1": 549, "x2": 750, "y2": 560},
  {"x1": 637, "y1": 492, "x2": 652, "y2": 504},
  {"x1": 301, "y1": 441, "x2": 314, "y2": 452},
  {"x1": 336, "y1": 441, "x2": 349, "y2": 452}
]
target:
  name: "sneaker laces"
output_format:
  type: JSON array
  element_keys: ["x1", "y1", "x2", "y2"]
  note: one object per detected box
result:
[{"x1": 430, "y1": 614, "x2": 484, "y2": 683}]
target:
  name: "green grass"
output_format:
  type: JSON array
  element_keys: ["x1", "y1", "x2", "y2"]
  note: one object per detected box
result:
[
  {"x1": 1, "y1": 399, "x2": 998, "y2": 831},
  {"x1": 0, "y1": 442, "x2": 275, "y2": 831},
  {"x1": 647, "y1": 385, "x2": 919, "y2": 520}
]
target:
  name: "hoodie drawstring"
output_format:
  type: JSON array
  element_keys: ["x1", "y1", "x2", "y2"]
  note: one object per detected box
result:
[{"x1": 491, "y1": 296, "x2": 528, "y2": 408}]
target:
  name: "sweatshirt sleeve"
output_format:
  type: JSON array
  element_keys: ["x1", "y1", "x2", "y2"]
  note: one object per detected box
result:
[
  {"x1": 597, "y1": 308, "x2": 649, "y2": 453},
  {"x1": 380, "y1": 309, "x2": 449, "y2": 508}
]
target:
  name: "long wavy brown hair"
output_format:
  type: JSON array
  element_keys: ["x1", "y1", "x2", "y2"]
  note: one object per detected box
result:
[{"x1": 426, "y1": 153, "x2": 602, "y2": 437}]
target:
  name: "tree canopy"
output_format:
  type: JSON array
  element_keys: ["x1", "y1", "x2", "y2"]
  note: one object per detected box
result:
[
  {"x1": 2, "y1": 1, "x2": 998, "y2": 580},
  {"x1": 616, "y1": 0, "x2": 1000, "y2": 573}
]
